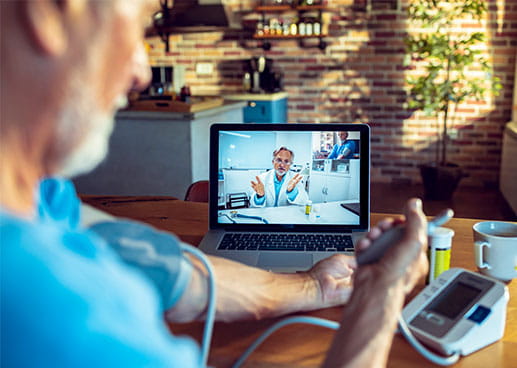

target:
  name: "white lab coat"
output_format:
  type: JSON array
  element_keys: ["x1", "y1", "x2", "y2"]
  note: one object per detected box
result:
[{"x1": 249, "y1": 170, "x2": 309, "y2": 208}]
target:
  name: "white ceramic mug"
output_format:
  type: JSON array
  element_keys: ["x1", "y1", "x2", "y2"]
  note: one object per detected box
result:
[{"x1": 473, "y1": 221, "x2": 517, "y2": 282}]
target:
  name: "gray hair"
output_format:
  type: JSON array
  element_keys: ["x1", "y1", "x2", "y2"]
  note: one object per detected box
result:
[{"x1": 273, "y1": 146, "x2": 294, "y2": 161}]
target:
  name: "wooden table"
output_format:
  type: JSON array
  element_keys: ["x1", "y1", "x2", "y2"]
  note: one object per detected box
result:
[{"x1": 82, "y1": 196, "x2": 517, "y2": 368}]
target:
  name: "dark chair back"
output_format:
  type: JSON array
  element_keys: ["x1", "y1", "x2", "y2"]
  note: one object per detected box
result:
[{"x1": 184, "y1": 180, "x2": 209, "y2": 202}]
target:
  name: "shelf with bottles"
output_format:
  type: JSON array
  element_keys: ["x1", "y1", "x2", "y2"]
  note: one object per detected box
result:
[
  {"x1": 247, "y1": 0, "x2": 335, "y2": 50},
  {"x1": 253, "y1": 33, "x2": 327, "y2": 39},
  {"x1": 254, "y1": 5, "x2": 293, "y2": 12},
  {"x1": 254, "y1": 13, "x2": 325, "y2": 39},
  {"x1": 254, "y1": 4, "x2": 334, "y2": 12}
]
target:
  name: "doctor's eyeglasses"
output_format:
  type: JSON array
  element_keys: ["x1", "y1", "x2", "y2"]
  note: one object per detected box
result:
[{"x1": 273, "y1": 158, "x2": 292, "y2": 165}]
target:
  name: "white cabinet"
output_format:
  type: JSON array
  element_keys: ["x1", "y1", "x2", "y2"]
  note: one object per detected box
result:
[
  {"x1": 308, "y1": 172, "x2": 326, "y2": 203},
  {"x1": 326, "y1": 175, "x2": 351, "y2": 202},
  {"x1": 348, "y1": 159, "x2": 360, "y2": 201},
  {"x1": 309, "y1": 159, "x2": 353, "y2": 203},
  {"x1": 308, "y1": 159, "x2": 360, "y2": 203},
  {"x1": 309, "y1": 172, "x2": 350, "y2": 203}
]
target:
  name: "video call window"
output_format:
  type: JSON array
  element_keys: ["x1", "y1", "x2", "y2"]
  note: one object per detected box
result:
[{"x1": 216, "y1": 130, "x2": 362, "y2": 226}]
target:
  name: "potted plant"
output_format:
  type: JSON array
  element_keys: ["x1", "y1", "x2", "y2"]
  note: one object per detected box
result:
[{"x1": 404, "y1": 0, "x2": 502, "y2": 200}]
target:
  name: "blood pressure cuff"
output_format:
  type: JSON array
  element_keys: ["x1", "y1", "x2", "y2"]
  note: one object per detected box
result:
[{"x1": 89, "y1": 220, "x2": 193, "y2": 311}]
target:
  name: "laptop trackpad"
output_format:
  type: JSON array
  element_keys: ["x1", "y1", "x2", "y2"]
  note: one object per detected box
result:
[{"x1": 257, "y1": 253, "x2": 313, "y2": 271}]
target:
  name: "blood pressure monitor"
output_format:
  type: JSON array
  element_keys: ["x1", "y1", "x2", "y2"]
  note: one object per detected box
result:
[{"x1": 402, "y1": 268, "x2": 509, "y2": 356}]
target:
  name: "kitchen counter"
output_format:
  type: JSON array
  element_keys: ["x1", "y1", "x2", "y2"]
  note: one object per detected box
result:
[
  {"x1": 224, "y1": 92, "x2": 288, "y2": 123},
  {"x1": 119, "y1": 100, "x2": 246, "y2": 120},
  {"x1": 224, "y1": 92, "x2": 288, "y2": 101},
  {"x1": 73, "y1": 101, "x2": 245, "y2": 198}
]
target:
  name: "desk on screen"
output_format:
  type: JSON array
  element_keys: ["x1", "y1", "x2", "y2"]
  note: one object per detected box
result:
[{"x1": 217, "y1": 200, "x2": 359, "y2": 225}]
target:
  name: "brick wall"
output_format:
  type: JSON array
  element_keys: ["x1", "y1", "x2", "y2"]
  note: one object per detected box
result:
[{"x1": 146, "y1": 0, "x2": 517, "y2": 188}]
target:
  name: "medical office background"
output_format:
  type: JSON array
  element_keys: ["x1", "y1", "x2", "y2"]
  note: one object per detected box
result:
[{"x1": 218, "y1": 131, "x2": 361, "y2": 209}]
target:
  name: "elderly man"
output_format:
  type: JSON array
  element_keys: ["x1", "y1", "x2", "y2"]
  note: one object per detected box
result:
[
  {"x1": 0, "y1": 1, "x2": 428, "y2": 367},
  {"x1": 250, "y1": 146, "x2": 309, "y2": 207},
  {"x1": 328, "y1": 131, "x2": 357, "y2": 159}
]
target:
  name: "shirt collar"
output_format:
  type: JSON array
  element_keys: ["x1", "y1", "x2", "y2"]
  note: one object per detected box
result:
[
  {"x1": 274, "y1": 173, "x2": 286, "y2": 184},
  {"x1": 37, "y1": 177, "x2": 81, "y2": 230}
]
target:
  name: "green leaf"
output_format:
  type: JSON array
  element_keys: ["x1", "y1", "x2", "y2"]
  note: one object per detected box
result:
[{"x1": 404, "y1": 0, "x2": 496, "y2": 163}]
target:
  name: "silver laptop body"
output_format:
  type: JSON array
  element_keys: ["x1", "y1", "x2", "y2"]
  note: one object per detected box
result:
[{"x1": 199, "y1": 123, "x2": 370, "y2": 272}]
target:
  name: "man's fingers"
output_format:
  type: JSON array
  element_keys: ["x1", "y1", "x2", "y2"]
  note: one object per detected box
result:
[
  {"x1": 384, "y1": 198, "x2": 428, "y2": 277},
  {"x1": 363, "y1": 219, "x2": 394, "y2": 242},
  {"x1": 251, "y1": 177, "x2": 265, "y2": 196},
  {"x1": 355, "y1": 238, "x2": 371, "y2": 252},
  {"x1": 403, "y1": 198, "x2": 426, "y2": 243},
  {"x1": 290, "y1": 174, "x2": 302, "y2": 186},
  {"x1": 377, "y1": 218, "x2": 396, "y2": 231},
  {"x1": 251, "y1": 181, "x2": 262, "y2": 195}
]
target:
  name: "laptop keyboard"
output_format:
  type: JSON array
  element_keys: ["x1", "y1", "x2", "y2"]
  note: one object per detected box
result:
[{"x1": 217, "y1": 233, "x2": 354, "y2": 252}]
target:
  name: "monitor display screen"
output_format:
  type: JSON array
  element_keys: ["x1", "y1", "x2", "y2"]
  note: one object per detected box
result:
[
  {"x1": 215, "y1": 129, "x2": 364, "y2": 226},
  {"x1": 429, "y1": 282, "x2": 482, "y2": 320}
]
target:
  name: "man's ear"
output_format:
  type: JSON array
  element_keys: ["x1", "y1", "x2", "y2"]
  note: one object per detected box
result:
[{"x1": 23, "y1": 0, "x2": 69, "y2": 56}]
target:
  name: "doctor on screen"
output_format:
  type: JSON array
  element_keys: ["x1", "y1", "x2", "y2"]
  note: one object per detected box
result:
[{"x1": 249, "y1": 147, "x2": 309, "y2": 207}]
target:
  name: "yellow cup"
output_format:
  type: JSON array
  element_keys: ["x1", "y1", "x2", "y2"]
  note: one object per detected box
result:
[
  {"x1": 427, "y1": 227, "x2": 454, "y2": 283},
  {"x1": 305, "y1": 200, "x2": 312, "y2": 215}
]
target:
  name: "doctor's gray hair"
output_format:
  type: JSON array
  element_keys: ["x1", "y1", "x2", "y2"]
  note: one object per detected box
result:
[{"x1": 272, "y1": 147, "x2": 294, "y2": 160}]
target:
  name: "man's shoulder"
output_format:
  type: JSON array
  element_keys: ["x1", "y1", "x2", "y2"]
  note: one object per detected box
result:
[
  {"x1": 0, "y1": 211, "x2": 100, "y2": 277},
  {"x1": 0, "y1": 211, "x2": 199, "y2": 368},
  {"x1": 1, "y1": 212, "x2": 156, "y2": 329},
  {"x1": 1, "y1": 210, "x2": 62, "y2": 248}
]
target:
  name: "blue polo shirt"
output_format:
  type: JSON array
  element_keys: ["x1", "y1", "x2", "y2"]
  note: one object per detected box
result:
[
  {"x1": 328, "y1": 141, "x2": 356, "y2": 159},
  {"x1": 0, "y1": 178, "x2": 200, "y2": 367}
]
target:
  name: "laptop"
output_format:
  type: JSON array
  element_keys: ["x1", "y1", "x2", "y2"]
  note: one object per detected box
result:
[{"x1": 199, "y1": 123, "x2": 370, "y2": 272}]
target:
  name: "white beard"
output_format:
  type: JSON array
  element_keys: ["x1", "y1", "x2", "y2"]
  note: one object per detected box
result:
[
  {"x1": 275, "y1": 169, "x2": 287, "y2": 177},
  {"x1": 55, "y1": 77, "x2": 127, "y2": 178}
]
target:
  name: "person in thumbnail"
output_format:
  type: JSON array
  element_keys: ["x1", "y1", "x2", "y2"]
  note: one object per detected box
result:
[
  {"x1": 328, "y1": 131, "x2": 356, "y2": 159},
  {"x1": 250, "y1": 147, "x2": 309, "y2": 207}
]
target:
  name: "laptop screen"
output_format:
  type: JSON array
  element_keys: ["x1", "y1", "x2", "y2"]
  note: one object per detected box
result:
[{"x1": 209, "y1": 123, "x2": 370, "y2": 232}]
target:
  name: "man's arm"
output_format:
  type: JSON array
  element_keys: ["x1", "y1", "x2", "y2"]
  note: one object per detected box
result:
[
  {"x1": 324, "y1": 272, "x2": 406, "y2": 368},
  {"x1": 328, "y1": 144, "x2": 339, "y2": 159},
  {"x1": 336, "y1": 149, "x2": 351, "y2": 160},
  {"x1": 166, "y1": 253, "x2": 356, "y2": 323},
  {"x1": 252, "y1": 193, "x2": 266, "y2": 206},
  {"x1": 337, "y1": 141, "x2": 356, "y2": 159},
  {"x1": 323, "y1": 199, "x2": 428, "y2": 368}
]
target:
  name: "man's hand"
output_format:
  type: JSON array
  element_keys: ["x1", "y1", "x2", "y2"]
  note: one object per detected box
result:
[
  {"x1": 250, "y1": 176, "x2": 265, "y2": 197},
  {"x1": 355, "y1": 198, "x2": 428, "y2": 294},
  {"x1": 286, "y1": 173, "x2": 302, "y2": 192},
  {"x1": 323, "y1": 199, "x2": 428, "y2": 368},
  {"x1": 306, "y1": 254, "x2": 356, "y2": 307}
]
